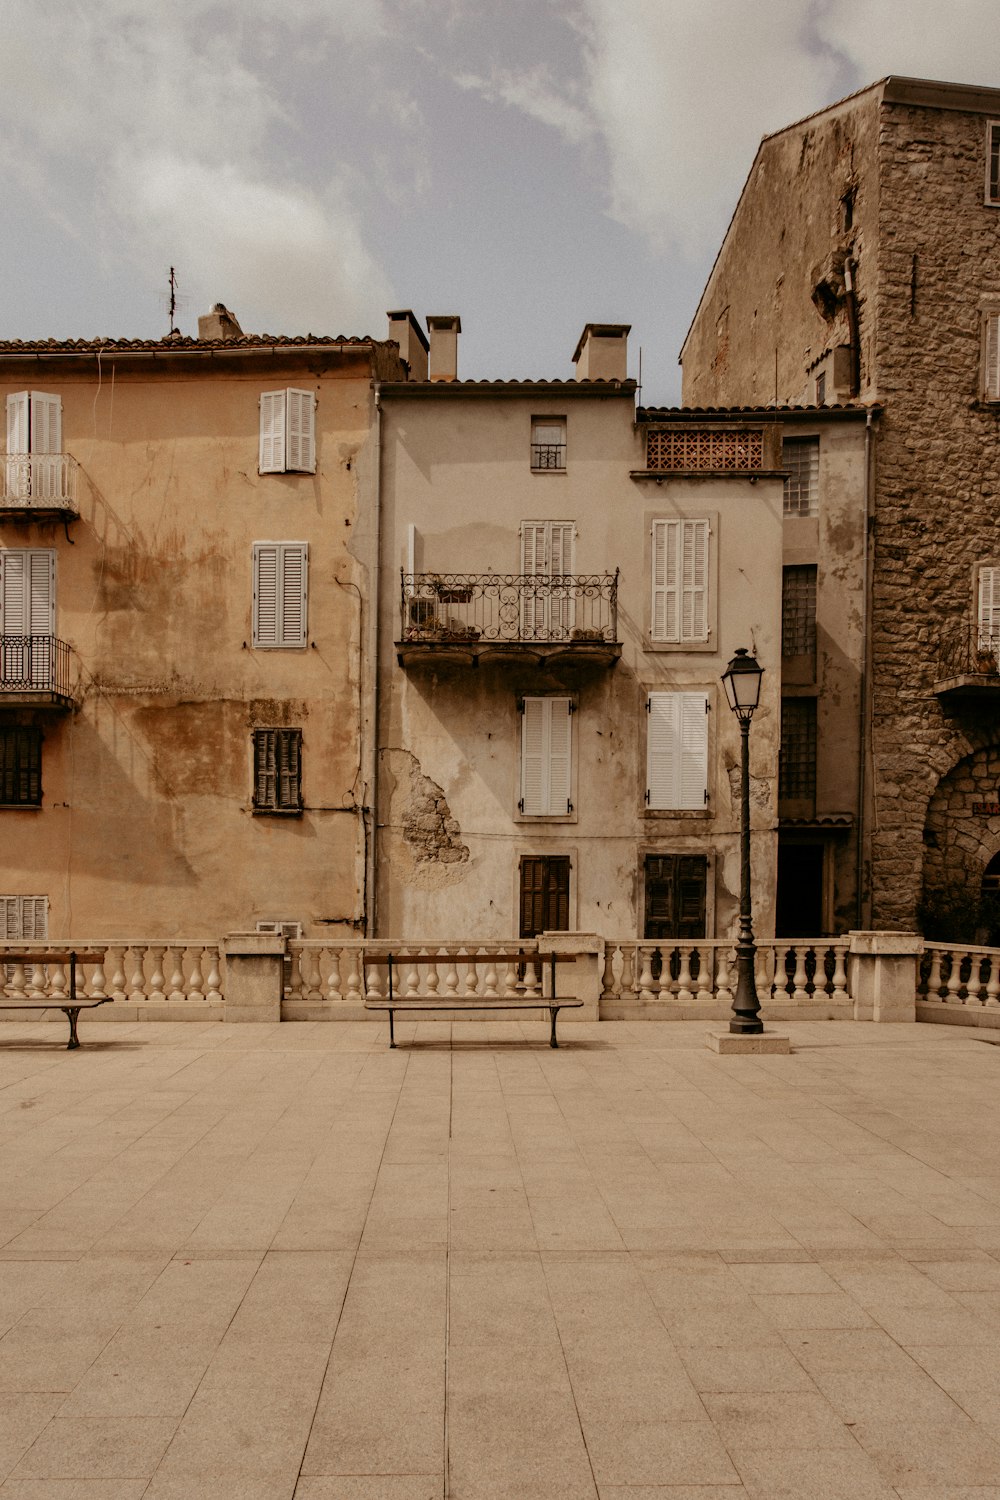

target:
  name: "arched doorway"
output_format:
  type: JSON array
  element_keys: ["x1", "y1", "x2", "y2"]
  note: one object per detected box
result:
[
  {"x1": 981, "y1": 852, "x2": 1000, "y2": 945},
  {"x1": 922, "y1": 743, "x2": 1000, "y2": 940}
]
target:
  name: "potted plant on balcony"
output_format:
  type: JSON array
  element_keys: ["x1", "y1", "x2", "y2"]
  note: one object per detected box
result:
[{"x1": 975, "y1": 645, "x2": 999, "y2": 675}]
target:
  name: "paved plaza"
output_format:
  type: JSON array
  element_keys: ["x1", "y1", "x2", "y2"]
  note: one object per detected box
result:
[{"x1": 5, "y1": 1020, "x2": 1000, "y2": 1496}]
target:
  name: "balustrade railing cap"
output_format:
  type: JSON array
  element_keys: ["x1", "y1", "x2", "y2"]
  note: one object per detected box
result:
[
  {"x1": 223, "y1": 932, "x2": 286, "y2": 956},
  {"x1": 847, "y1": 930, "x2": 923, "y2": 955}
]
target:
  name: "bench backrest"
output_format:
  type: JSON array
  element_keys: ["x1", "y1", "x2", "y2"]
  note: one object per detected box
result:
[{"x1": 363, "y1": 950, "x2": 575, "y2": 1001}]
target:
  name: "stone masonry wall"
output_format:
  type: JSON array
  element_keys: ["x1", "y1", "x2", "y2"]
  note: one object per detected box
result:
[{"x1": 870, "y1": 102, "x2": 1000, "y2": 926}]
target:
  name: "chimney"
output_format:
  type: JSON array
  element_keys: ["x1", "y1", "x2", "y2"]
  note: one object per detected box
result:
[
  {"x1": 198, "y1": 304, "x2": 244, "y2": 341},
  {"x1": 427, "y1": 315, "x2": 461, "y2": 382},
  {"x1": 387, "y1": 309, "x2": 429, "y2": 381},
  {"x1": 572, "y1": 323, "x2": 631, "y2": 382}
]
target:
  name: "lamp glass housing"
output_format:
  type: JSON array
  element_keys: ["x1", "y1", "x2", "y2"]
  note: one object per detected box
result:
[{"x1": 722, "y1": 648, "x2": 764, "y2": 721}]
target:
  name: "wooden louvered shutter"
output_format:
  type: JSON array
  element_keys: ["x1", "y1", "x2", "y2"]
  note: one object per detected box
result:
[
  {"x1": 255, "y1": 730, "x2": 276, "y2": 809},
  {"x1": 279, "y1": 544, "x2": 308, "y2": 646},
  {"x1": 259, "y1": 391, "x2": 286, "y2": 472},
  {"x1": 979, "y1": 566, "x2": 1000, "y2": 652},
  {"x1": 647, "y1": 692, "x2": 708, "y2": 810},
  {"x1": 285, "y1": 390, "x2": 316, "y2": 473},
  {"x1": 682, "y1": 520, "x2": 709, "y2": 641},
  {"x1": 276, "y1": 729, "x2": 302, "y2": 808},
  {"x1": 521, "y1": 698, "x2": 572, "y2": 815},
  {"x1": 253, "y1": 544, "x2": 279, "y2": 646},
  {"x1": 651, "y1": 520, "x2": 678, "y2": 641},
  {"x1": 987, "y1": 315, "x2": 1000, "y2": 400}
]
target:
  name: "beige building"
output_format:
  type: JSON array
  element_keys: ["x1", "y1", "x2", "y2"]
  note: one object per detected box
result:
[
  {"x1": 375, "y1": 317, "x2": 785, "y2": 947},
  {"x1": 680, "y1": 75, "x2": 1000, "y2": 936},
  {"x1": 0, "y1": 308, "x2": 405, "y2": 941}
]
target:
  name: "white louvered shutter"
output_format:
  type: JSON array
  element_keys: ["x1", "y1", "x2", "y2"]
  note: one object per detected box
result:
[
  {"x1": 286, "y1": 390, "x2": 316, "y2": 473},
  {"x1": 253, "y1": 544, "x2": 279, "y2": 646},
  {"x1": 647, "y1": 692, "x2": 708, "y2": 810},
  {"x1": 6, "y1": 392, "x2": 28, "y2": 453},
  {"x1": 279, "y1": 543, "x2": 308, "y2": 646},
  {"x1": 979, "y1": 566, "x2": 1000, "y2": 653},
  {"x1": 19, "y1": 896, "x2": 47, "y2": 940},
  {"x1": 681, "y1": 520, "x2": 709, "y2": 642},
  {"x1": 521, "y1": 522, "x2": 547, "y2": 637},
  {"x1": 549, "y1": 521, "x2": 574, "y2": 635},
  {"x1": 521, "y1": 697, "x2": 572, "y2": 815},
  {"x1": 651, "y1": 520, "x2": 678, "y2": 641},
  {"x1": 987, "y1": 316, "x2": 1000, "y2": 400},
  {"x1": 30, "y1": 393, "x2": 61, "y2": 454},
  {"x1": 259, "y1": 391, "x2": 286, "y2": 473},
  {"x1": 0, "y1": 550, "x2": 54, "y2": 636}
]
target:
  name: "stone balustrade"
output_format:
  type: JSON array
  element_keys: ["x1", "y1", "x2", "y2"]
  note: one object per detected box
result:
[
  {"x1": 600, "y1": 939, "x2": 851, "y2": 1018},
  {"x1": 919, "y1": 943, "x2": 1000, "y2": 1012},
  {"x1": 0, "y1": 942, "x2": 224, "y2": 1018}
]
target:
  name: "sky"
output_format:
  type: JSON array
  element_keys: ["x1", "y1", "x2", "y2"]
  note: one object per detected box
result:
[{"x1": 2, "y1": 0, "x2": 1000, "y2": 404}]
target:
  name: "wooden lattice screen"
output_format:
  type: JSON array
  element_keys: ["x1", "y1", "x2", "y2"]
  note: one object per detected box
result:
[{"x1": 645, "y1": 429, "x2": 764, "y2": 471}]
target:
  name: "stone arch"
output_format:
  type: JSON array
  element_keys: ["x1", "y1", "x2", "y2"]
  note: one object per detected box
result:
[{"x1": 922, "y1": 741, "x2": 1000, "y2": 937}]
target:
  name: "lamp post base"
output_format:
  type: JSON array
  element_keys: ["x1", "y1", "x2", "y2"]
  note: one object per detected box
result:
[{"x1": 707, "y1": 1030, "x2": 791, "y2": 1055}]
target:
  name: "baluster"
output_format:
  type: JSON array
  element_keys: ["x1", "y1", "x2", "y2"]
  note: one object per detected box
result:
[
  {"x1": 482, "y1": 952, "x2": 499, "y2": 998},
  {"x1": 88, "y1": 953, "x2": 108, "y2": 999},
  {"x1": 715, "y1": 946, "x2": 733, "y2": 1005},
  {"x1": 522, "y1": 958, "x2": 540, "y2": 998},
  {"x1": 463, "y1": 952, "x2": 479, "y2": 997},
  {"x1": 108, "y1": 946, "x2": 127, "y2": 1002},
  {"x1": 204, "y1": 948, "x2": 222, "y2": 1003},
  {"x1": 425, "y1": 956, "x2": 441, "y2": 997},
  {"x1": 325, "y1": 948, "x2": 343, "y2": 1002},
  {"x1": 303, "y1": 946, "x2": 323, "y2": 1000},
  {"x1": 676, "y1": 947, "x2": 694, "y2": 1004},
  {"x1": 502, "y1": 951, "x2": 519, "y2": 998},
  {"x1": 284, "y1": 946, "x2": 303, "y2": 1000},
  {"x1": 771, "y1": 947, "x2": 790, "y2": 1004},
  {"x1": 7, "y1": 962, "x2": 27, "y2": 999},
  {"x1": 831, "y1": 944, "x2": 848, "y2": 1001},
  {"x1": 656, "y1": 949, "x2": 673, "y2": 1000},
  {"x1": 619, "y1": 944, "x2": 636, "y2": 1000},
  {"x1": 600, "y1": 944, "x2": 617, "y2": 1000},
  {"x1": 792, "y1": 945, "x2": 809, "y2": 1003},
  {"x1": 128, "y1": 947, "x2": 147, "y2": 1001},
  {"x1": 167, "y1": 948, "x2": 185, "y2": 1002},
  {"x1": 146, "y1": 947, "x2": 166, "y2": 1003},
  {"x1": 946, "y1": 949, "x2": 964, "y2": 1004},
  {"x1": 28, "y1": 962, "x2": 47, "y2": 998},
  {"x1": 187, "y1": 948, "x2": 205, "y2": 1002},
  {"x1": 695, "y1": 944, "x2": 713, "y2": 1005},
  {"x1": 365, "y1": 958, "x2": 384, "y2": 1002},
  {"x1": 443, "y1": 955, "x2": 460, "y2": 997},
  {"x1": 48, "y1": 960, "x2": 68, "y2": 1000},
  {"x1": 638, "y1": 946, "x2": 655, "y2": 1001},
  {"x1": 987, "y1": 953, "x2": 1000, "y2": 1008},
  {"x1": 405, "y1": 950, "x2": 422, "y2": 997},
  {"x1": 926, "y1": 948, "x2": 944, "y2": 999},
  {"x1": 344, "y1": 950, "x2": 362, "y2": 1003}
]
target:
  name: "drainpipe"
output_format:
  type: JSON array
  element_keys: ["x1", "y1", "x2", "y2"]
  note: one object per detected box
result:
[
  {"x1": 844, "y1": 258, "x2": 861, "y2": 398},
  {"x1": 364, "y1": 388, "x2": 384, "y2": 938},
  {"x1": 856, "y1": 406, "x2": 876, "y2": 927}
]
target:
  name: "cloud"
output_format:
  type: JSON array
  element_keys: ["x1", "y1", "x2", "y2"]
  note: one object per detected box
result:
[{"x1": 455, "y1": 65, "x2": 595, "y2": 145}]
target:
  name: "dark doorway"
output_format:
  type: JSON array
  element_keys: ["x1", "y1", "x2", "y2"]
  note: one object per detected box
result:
[
  {"x1": 519, "y1": 856, "x2": 570, "y2": 938},
  {"x1": 776, "y1": 841, "x2": 824, "y2": 936},
  {"x1": 643, "y1": 854, "x2": 708, "y2": 939}
]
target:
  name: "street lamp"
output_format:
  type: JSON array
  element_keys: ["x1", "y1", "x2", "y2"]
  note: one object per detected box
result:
[{"x1": 721, "y1": 647, "x2": 765, "y2": 1035}]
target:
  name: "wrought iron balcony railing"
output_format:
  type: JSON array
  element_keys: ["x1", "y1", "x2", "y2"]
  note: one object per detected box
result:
[
  {"x1": 1, "y1": 454, "x2": 79, "y2": 510},
  {"x1": 530, "y1": 442, "x2": 566, "y2": 471},
  {"x1": 399, "y1": 571, "x2": 619, "y2": 646},
  {"x1": 0, "y1": 636, "x2": 74, "y2": 702}
]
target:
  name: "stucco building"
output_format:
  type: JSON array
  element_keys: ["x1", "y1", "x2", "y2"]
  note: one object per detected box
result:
[
  {"x1": 375, "y1": 316, "x2": 785, "y2": 947},
  {"x1": 680, "y1": 75, "x2": 1000, "y2": 935},
  {"x1": 0, "y1": 307, "x2": 405, "y2": 941}
]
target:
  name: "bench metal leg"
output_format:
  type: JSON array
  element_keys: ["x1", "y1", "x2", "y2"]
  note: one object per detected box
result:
[
  {"x1": 389, "y1": 1008, "x2": 396, "y2": 1049},
  {"x1": 63, "y1": 1007, "x2": 81, "y2": 1050},
  {"x1": 549, "y1": 1006, "x2": 559, "y2": 1048}
]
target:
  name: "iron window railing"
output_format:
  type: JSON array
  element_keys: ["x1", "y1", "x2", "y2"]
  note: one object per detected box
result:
[
  {"x1": 0, "y1": 636, "x2": 73, "y2": 699},
  {"x1": 1, "y1": 454, "x2": 78, "y2": 508},
  {"x1": 400, "y1": 571, "x2": 619, "y2": 645},
  {"x1": 938, "y1": 627, "x2": 1000, "y2": 679},
  {"x1": 530, "y1": 442, "x2": 566, "y2": 471}
]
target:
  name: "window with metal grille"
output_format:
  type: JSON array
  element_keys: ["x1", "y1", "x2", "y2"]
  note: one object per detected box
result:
[
  {"x1": 779, "y1": 699, "x2": 817, "y2": 801},
  {"x1": 782, "y1": 438, "x2": 819, "y2": 517},
  {"x1": 781, "y1": 566, "x2": 817, "y2": 658},
  {"x1": 253, "y1": 728, "x2": 302, "y2": 814},
  {"x1": 645, "y1": 428, "x2": 763, "y2": 472},
  {"x1": 530, "y1": 417, "x2": 566, "y2": 471},
  {"x1": 0, "y1": 726, "x2": 42, "y2": 806},
  {"x1": 987, "y1": 121, "x2": 1000, "y2": 205}
]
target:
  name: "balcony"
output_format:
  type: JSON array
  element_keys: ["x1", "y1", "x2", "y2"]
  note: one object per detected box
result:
[
  {"x1": 0, "y1": 636, "x2": 75, "y2": 708},
  {"x1": 934, "y1": 629, "x2": 1000, "y2": 702},
  {"x1": 397, "y1": 571, "x2": 621, "y2": 669},
  {"x1": 1, "y1": 454, "x2": 79, "y2": 517}
]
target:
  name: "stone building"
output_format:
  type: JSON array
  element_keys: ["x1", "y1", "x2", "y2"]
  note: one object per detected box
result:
[
  {"x1": 680, "y1": 75, "x2": 1000, "y2": 933},
  {"x1": 375, "y1": 315, "x2": 784, "y2": 946},
  {"x1": 0, "y1": 308, "x2": 405, "y2": 941}
]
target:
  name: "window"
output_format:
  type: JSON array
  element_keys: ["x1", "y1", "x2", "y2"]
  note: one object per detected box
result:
[
  {"x1": 0, "y1": 550, "x2": 56, "y2": 688},
  {"x1": 644, "y1": 854, "x2": 707, "y2": 939},
  {"x1": 0, "y1": 893, "x2": 47, "y2": 940},
  {"x1": 646, "y1": 692, "x2": 708, "y2": 811},
  {"x1": 6, "y1": 392, "x2": 61, "y2": 457},
  {"x1": 779, "y1": 699, "x2": 817, "y2": 803},
  {"x1": 782, "y1": 565, "x2": 817, "y2": 658},
  {"x1": 259, "y1": 389, "x2": 316, "y2": 474},
  {"x1": 814, "y1": 372, "x2": 826, "y2": 406},
  {"x1": 252, "y1": 543, "x2": 308, "y2": 648},
  {"x1": 520, "y1": 520, "x2": 574, "y2": 638},
  {"x1": 978, "y1": 565, "x2": 1000, "y2": 659},
  {"x1": 782, "y1": 438, "x2": 819, "y2": 517},
  {"x1": 651, "y1": 518, "x2": 709, "y2": 643},
  {"x1": 520, "y1": 697, "x2": 572, "y2": 816},
  {"x1": 519, "y1": 856, "x2": 570, "y2": 938},
  {"x1": 0, "y1": 727, "x2": 42, "y2": 807},
  {"x1": 253, "y1": 728, "x2": 302, "y2": 813},
  {"x1": 530, "y1": 417, "x2": 566, "y2": 470},
  {"x1": 984, "y1": 313, "x2": 1000, "y2": 401},
  {"x1": 987, "y1": 121, "x2": 1000, "y2": 205}
]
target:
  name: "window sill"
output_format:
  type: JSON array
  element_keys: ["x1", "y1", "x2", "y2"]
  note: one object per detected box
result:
[
  {"x1": 529, "y1": 467, "x2": 566, "y2": 475},
  {"x1": 645, "y1": 638, "x2": 715, "y2": 654},
  {"x1": 514, "y1": 813, "x2": 577, "y2": 825},
  {"x1": 252, "y1": 807, "x2": 304, "y2": 818},
  {"x1": 0, "y1": 803, "x2": 41, "y2": 811},
  {"x1": 643, "y1": 807, "x2": 711, "y2": 820}
]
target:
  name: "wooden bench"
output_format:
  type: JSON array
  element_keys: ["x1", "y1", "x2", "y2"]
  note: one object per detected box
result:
[
  {"x1": 363, "y1": 950, "x2": 583, "y2": 1049},
  {"x1": 0, "y1": 950, "x2": 113, "y2": 1049}
]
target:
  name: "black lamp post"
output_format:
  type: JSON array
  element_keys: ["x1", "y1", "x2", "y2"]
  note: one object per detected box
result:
[{"x1": 721, "y1": 647, "x2": 765, "y2": 1035}]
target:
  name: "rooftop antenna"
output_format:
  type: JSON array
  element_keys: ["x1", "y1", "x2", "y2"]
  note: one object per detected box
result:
[
  {"x1": 637, "y1": 345, "x2": 642, "y2": 406},
  {"x1": 161, "y1": 267, "x2": 189, "y2": 335}
]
